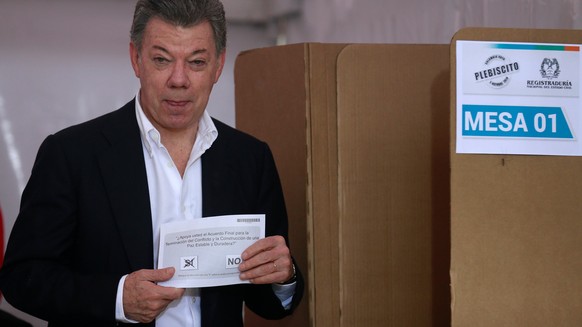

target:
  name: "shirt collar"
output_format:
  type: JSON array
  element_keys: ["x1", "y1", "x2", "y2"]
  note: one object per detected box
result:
[{"x1": 134, "y1": 91, "x2": 218, "y2": 159}]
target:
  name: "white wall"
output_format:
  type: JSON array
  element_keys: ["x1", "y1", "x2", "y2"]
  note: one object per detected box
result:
[
  {"x1": 0, "y1": 0, "x2": 580, "y2": 325},
  {"x1": 290, "y1": 0, "x2": 582, "y2": 44}
]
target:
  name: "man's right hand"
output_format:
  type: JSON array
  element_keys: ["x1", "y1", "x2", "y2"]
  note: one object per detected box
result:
[{"x1": 123, "y1": 267, "x2": 185, "y2": 323}]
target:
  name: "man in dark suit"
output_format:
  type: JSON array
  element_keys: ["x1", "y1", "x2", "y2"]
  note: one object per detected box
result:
[{"x1": 0, "y1": 0, "x2": 303, "y2": 326}]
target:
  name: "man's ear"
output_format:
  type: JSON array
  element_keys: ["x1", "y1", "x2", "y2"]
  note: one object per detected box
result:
[
  {"x1": 129, "y1": 42, "x2": 141, "y2": 78},
  {"x1": 214, "y1": 49, "x2": 226, "y2": 83}
]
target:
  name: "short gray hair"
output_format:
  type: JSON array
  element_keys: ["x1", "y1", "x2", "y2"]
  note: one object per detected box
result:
[{"x1": 130, "y1": 0, "x2": 227, "y2": 56}]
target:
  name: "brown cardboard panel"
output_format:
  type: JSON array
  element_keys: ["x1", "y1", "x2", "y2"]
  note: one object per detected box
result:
[
  {"x1": 305, "y1": 43, "x2": 349, "y2": 327},
  {"x1": 235, "y1": 43, "x2": 310, "y2": 327},
  {"x1": 336, "y1": 44, "x2": 450, "y2": 326},
  {"x1": 236, "y1": 42, "x2": 451, "y2": 327},
  {"x1": 235, "y1": 43, "x2": 351, "y2": 327},
  {"x1": 451, "y1": 28, "x2": 582, "y2": 327}
]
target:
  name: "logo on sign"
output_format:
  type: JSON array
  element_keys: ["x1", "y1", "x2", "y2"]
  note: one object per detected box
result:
[
  {"x1": 526, "y1": 58, "x2": 572, "y2": 90},
  {"x1": 540, "y1": 58, "x2": 560, "y2": 79},
  {"x1": 473, "y1": 54, "x2": 520, "y2": 89},
  {"x1": 180, "y1": 256, "x2": 198, "y2": 270}
]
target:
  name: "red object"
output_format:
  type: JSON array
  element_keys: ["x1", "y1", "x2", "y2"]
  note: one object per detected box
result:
[
  {"x1": 0, "y1": 205, "x2": 3, "y2": 300},
  {"x1": 0, "y1": 206, "x2": 3, "y2": 266}
]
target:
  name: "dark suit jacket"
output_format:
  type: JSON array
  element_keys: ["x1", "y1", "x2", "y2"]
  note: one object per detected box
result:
[{"x1": 0, "y1": 100, "x2": 303, "y2": 327}]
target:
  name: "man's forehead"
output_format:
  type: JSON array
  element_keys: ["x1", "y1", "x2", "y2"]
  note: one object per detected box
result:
[
  {"x1": 142, "y1": 18, "x2": 216, "y2": 52},
  {"x1": 145, "y1": 17, "x2": 210, "y2": 35}
]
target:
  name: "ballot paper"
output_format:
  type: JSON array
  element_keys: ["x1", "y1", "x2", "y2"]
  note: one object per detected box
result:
[{"x1": 157, "y1": 214, "x2": 265, "y2": 288}]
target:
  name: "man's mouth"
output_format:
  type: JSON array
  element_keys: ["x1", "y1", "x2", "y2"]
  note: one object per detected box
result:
[{"x1": 165, "y1": 100, "x2": 189, "y2": 107}]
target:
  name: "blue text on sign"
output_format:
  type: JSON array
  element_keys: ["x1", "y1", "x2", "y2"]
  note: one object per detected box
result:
[{"x1": 462, "y1": 104, "x2": 573, "y2": 139}]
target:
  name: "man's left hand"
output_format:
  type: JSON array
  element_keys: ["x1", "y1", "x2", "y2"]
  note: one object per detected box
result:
[{"x1": 238, "y1": 235, "x2": 294, "y2": 284}]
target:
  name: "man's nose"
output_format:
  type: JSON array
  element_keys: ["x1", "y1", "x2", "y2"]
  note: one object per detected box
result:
[{"x1": 168, "y1": 63, "x2": 190, "y2": 88}]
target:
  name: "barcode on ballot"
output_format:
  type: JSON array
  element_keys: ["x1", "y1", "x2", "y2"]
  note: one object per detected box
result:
[{"x1": 237, "y1": 218, "x2": 260, "y2": 223}]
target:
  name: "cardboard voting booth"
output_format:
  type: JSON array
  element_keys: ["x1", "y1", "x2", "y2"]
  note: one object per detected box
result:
[
  {"x1": 451, "y1": 28, "x2": 582, "y2": 326},
  {"x1": 235, "y1": 43, "x2": 450, "y2": 327}
]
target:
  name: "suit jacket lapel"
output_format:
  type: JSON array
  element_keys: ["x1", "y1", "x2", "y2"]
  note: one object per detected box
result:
[
  {"x1": 98, "y1": 101, "x2": 154, "y2": 271},
  {"x1": 201, "y1": 120, "x2": 241, "y2": 218},
  {"x1": 201, "y1": 131, "x2": 228, "y2": 218}
]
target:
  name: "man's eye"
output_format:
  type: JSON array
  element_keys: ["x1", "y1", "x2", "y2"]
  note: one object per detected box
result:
[
  {"x1": 153, "y1": 57, "x2": 169, "y2": 64},
  {"x1": 190, "y1": 59, "x2": 206, "y2": 66}
]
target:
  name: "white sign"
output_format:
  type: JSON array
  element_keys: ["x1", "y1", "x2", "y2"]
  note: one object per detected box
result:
[
  {"x1": 456, "y1": 40, "x2": 582, "y2": 155},
  {"x1": 158, "y1": 214, "x2": 265, "y2": 288}
]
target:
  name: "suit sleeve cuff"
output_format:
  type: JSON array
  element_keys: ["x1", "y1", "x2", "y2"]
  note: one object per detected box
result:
[{"x1": 271, "y1": 282, "x2": 296, "y2": 310}]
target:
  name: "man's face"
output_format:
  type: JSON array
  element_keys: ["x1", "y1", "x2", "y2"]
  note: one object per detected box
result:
[{"x1": 130, "y1": 17, "x2": 225, "y2": 133}]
